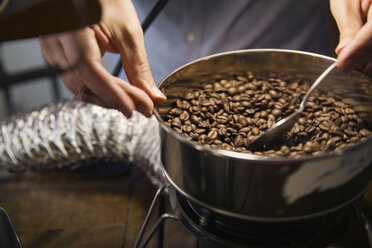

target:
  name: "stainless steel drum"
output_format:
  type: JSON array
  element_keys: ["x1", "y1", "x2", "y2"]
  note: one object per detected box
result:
[{"x1": 154, "y1": 49, "x2": 372, "y2": 221}]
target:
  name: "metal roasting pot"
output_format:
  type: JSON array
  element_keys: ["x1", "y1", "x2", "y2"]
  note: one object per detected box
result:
[{"x1": 154, "y1": 49, "x2": 372, "y2": 221}]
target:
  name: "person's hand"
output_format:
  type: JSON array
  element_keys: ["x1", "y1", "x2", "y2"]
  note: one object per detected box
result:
[
  {"x1": 330, "y1": 0, "x2": 372, "y2": 77},
  {"x1": 39, "y1": 0, "x2": 166, "y2": 118}
]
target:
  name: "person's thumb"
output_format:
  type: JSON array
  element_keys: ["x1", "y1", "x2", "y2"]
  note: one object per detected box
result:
[
  {"x1": 115, "y1": 0, "x2": 166, "y2": 105},
  {"x1": 330, "y1": 0, "x2": 363, "y2": 54}
]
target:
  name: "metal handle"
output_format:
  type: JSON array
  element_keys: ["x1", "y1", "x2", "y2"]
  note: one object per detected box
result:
[{"x1": 299, "y1": 61, "x2": 338, "y2": 111}]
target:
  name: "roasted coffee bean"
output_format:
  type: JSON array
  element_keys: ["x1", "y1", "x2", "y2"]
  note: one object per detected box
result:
[
  {"x1": 319, "y1": 124, "x2": 329, "y2": 131},
  {"x1": 238, "y1": 116, "x2": 248, "y2": 126},
  {"x1": 180, "y1": 111, "x2": 190, "y2": 121},
  {"x1": 169, "y1": 108, "x2": 182, "y2": 116},
  {"x1": 223, "y1": 103, "x2": 230, "y2": 113},
  {"x1": 252, "y1": 127, "x2": 260, "y2": 136},
  {"x1": 228, "y1": 87, "x2": 238, "y2": 95},
  {"x1": 269, "y1": 90, "x2": 279, "y2": 98},
  {"x1": 344, "y1": 129, "x2": 357, "y2": 137},
  {"x1": 182, "y1": 125, "x2": 193, "y2": 133},
  {"x1": 198, "y1": 120, "x2": 210, "y2": 128},
  {"x1": 218, "y1": 127, "x2": 227, "y2": 136},
  {"x1": 234, "y1": 135, "x2": 244, "y2": 147},
  {"x1": 163, "y1": 73, "x2": 371, "y2": 157},
  {"x1": 195, "y1": 128, "x2": 206, "y2": 134},
  {"x1": 360, "y1": 129, "x2": 371, "y2": 137},
  {"x1": 177, "y1": 100, "x2": 191, "y2": 109},
  {"x1": 171, "y1": 117, "x2": 182, "y2": 128},
  {"x1": 191, "y1": 133, "x2": 200, "y2": 140},
  {"x1": 344, "y1": 108, "x2": 355, "y2": 114},
  {"x1": 208, "y1": 130, "x2": 218, "y2": 140},
  {"x1": 190, "y1": 100, "x2": 199, "y2": 107},
  {"x1": 271, "y1": 109, "x2": 282, "y2": 118},
  {"x1": 217, "y1": 116, "x2": 229, "y2": 124},
  {"x1": 201, "y1": 100, "x2": 213, "y2": 107},
  {"x1": 234, "y1": 123, "x2": 243, "y2": 130},
  {"x1": 191, "y1": 115, "x2": 200, "y2": 124}
]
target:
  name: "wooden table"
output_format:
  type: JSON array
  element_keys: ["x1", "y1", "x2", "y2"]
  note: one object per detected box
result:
[
  {"x1": 1, "y1": 165, "x2": 372, "y2": 248},
  {"x1": 0, "y1": 165, "x2": 196, "y2": 248}
]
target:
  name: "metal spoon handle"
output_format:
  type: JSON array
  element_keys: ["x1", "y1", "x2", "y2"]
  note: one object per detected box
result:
[{"x1": 299, "y1": 62, "x2": 338, "y2": 111}]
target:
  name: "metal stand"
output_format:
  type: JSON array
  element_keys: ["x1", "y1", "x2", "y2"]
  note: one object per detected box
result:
[
  {"x1": 133, "y1": 184, "x2": 179, "y2": 248},
  {"x1": 361, "y1": 213, "x2": 372, "y2": 248}
]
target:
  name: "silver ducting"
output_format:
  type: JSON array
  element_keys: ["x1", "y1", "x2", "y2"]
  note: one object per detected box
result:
[{"x1": 0, "y1": 100, "x2": 164, "y2": 186}]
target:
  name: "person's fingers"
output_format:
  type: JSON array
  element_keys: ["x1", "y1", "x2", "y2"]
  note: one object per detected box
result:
[
  {"x1": 78, "y1": 87, "x2": 151, "y2": 118},
  {"x1": 92, "y1": 24, "x2": 118, "y2": 54},
  {"x1": 116, "y1": 79, "x2": 155, "y2": 117},
  {"x1": 101, "y1": 0, "x2": 166, "y2": 105},
  {"x1": 118, "y1": 29, "x2": 166, "y2": 105},
  {"x1": 82, "y1": 64, "x2": 154, "y2": 117},
  {"x1": 362, "y1": 0, "x2": 372, "y2": 19},
  {"x1": 39, "y1": 0, "x2": 165, "y2": 117},
  {"x1": 330, "y1": 0, "x2": 363, "y2": 54},
  {"x1": 79, "y1": 89, "x2": 110, "y2": 108},
  {"x1": 55, "y1": 29, "x2": 137, "y2": 117},
  {"x1": 39, "y1": 36, "x2": 69, "y2": 68},
  {"x1": 69, "y1": 60, "x2": 139, "y2": 117},
  {"x1": 337, "y1": 20, "x2": 372, "y2": 72},
  {"x1": 61, "y1": 41, "x2": 153, "y2": 117}
]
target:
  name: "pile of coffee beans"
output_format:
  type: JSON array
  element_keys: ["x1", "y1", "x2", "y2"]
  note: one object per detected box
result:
[{"x1": 162, "y1": 73, "x2": 372, "y2": 157}]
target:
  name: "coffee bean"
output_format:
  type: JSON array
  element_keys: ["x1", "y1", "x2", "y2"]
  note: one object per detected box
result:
[
  {"x1": 252, "y1": 127, "x2": 260, "y2": 136},
  {"x1": 191, "y1": 133, "x2": 200, "y2": 140},
  {"x1": 360, "y1": 129, "x2": 371, "y2": 137},
  {"x1": 217, "y1": 116, "x2": 228, "y2": 124},
  {"x1": 195, "y1": 128, "x2": 206, "y2": 134},
  {"x1": 223, "y1": 103, "x2": 230, "y2": 113},
  {"x1": 218, "y1": 127, "x2": 227, "y2": 136},
  {"x1": 208, "y1": 130, "x2": 218, "y2": 140},
  {"x1": 182, "y1": 125, "x2": 193, "y2": 133},
  {"x1": 191, "y1": 115, "x2": 200, "y2": 124},
  {"x1": 238, "y1": 116, "x2": 248, "y2": 126},
  {"x1": 237, "y1": 85, "x2": 245, "y2": 93},
  {"x1": 233, "y1": 123, "x2": 243, "y2": 130},
  {"x1": 169, "y1": 108, "x2": 182, "y2": 116},
  {"x1": 234, "y1": 135, "x2": 244, "y2": 147},
  {"x1": 163, "y1": 73, "x2": 371, "y2": 157},
  {"x1": 171, "y1": 117, "x2": 182, "y2": 128},
  {"x1": 269, "y1": 90, "x2": 279, "y2": 98},
  {"x1": 228, "y1": 87, "x2": 238, "y2": 95},
  {"x1": 344, "y1": 108, "x2": 355, "y2": 114},
  {"x1": 344, "y1": 129, "x2": 357, "y2": 137},
  {"x1": 178, "y1": 100, "x2": 191, "y2": 109},
  {"x1": 180, "y1": 111, "x2": 190, "y2": 121},
  {"x1": 198, "y1": 120, "x2": 210, "y2": 128},
  {"x1": 271, "y1": 109, "x2": 282, "y2": 118}
]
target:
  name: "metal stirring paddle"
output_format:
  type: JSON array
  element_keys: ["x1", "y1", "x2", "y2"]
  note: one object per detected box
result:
[{"x1": 248, "y1": 61, "x2": 338, "y2": 149}]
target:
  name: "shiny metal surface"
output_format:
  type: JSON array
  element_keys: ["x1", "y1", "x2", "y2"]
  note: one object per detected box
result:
[
  {"x1": 0, "y1": 100, "x2": 164, "y2": 187},
  {"x1": 154, "y1": 49, "x2": 372, "y2": 221}
]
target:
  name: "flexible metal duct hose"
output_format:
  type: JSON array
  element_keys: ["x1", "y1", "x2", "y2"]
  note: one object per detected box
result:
[{"x1": 0, "y1": 100, "x2": 164, "y2": 187}]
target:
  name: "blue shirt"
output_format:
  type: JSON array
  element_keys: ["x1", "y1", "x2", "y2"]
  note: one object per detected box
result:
[{"x1": 133, "y1": 0, "x2": 332, "y2": 84}]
